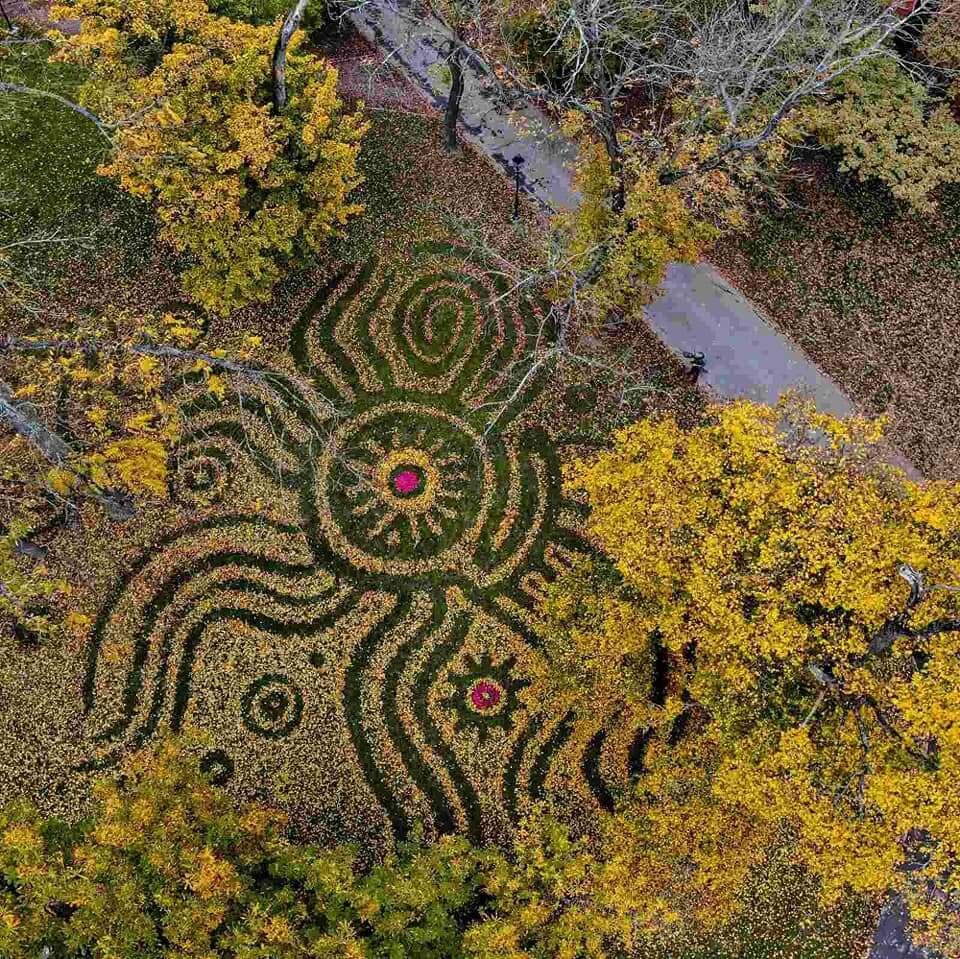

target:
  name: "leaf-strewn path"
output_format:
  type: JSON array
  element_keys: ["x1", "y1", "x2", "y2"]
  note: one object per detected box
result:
[{"x1": 346, "y1": 2, "x2": 865, "y2": 414}]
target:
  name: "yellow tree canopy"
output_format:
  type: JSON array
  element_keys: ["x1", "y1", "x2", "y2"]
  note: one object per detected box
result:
[
  {"x1": 555, "y1": 144, "x2": 718, "y2": 321},
  {"x1": 540, "y1": 400, "x2": 960, "y2": 948},
  {"x1": 50, "y1": 0, "x2": 368, "y2": 314}
]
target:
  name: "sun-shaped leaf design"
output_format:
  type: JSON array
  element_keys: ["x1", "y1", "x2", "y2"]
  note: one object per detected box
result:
[{"x1": 442, "y1": 653, "x2": 530, "y2": 743}]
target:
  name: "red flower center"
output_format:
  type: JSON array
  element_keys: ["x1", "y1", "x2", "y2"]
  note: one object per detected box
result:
[
  {"x1": 392, "y1": 469, "x2": 421, "y2": 495},
  {"x1": 470, "y1": 680, "x2": 502, "y2": 710}
]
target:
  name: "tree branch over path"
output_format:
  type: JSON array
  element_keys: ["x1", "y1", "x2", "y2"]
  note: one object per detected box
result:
[{"x1": 481, "y1": 0, "x2": 938, "y2": 184}]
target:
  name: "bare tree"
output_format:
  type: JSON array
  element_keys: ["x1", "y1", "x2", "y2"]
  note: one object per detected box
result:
[
  {"x1": 492, "y1": 0, "x2": 681, "y2": 209},
  {"x1": 655, "y1": 0, "x2": 940, "y2": 182},
  {"x1": 440, "y1": 212, "x2": 671, "y2": 432},
  {"x1": 323, "y1": 2, "x2": 940, "y2": 426},
  {"x1": 486, "y1": 0, "x2": 939, "y2": 191},
  {"x1": 334, "y1": 0, "x2": 489, "y2": 151}
]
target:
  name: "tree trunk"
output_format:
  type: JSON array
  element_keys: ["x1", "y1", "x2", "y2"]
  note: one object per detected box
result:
[
  {"x1": 591, "y1": 75, "x2": 626, "y2": 214},
  {"x1": 0, "y1": 379, "x2": 134, "y2": 520},
  {"x1": 0, "y1": 379, "x2": 72, "y2": 465},
  {"x1": 272, "y1": 0, "x2": 309, "y2": 114},
  {"x1": 597, "y1": 112, "x2": 626, "y2": 214},
  {"x1": 443, "y1": 43, "x2": 465, "y2": 152}
]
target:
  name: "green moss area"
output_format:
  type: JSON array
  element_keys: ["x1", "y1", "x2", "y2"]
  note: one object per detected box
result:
[
  {"x1": 0, "y1": 37, "x2": 156, "y2": 303},
  {"x1": 711, "y1": 161, "x2": 960, "y2": 479}
]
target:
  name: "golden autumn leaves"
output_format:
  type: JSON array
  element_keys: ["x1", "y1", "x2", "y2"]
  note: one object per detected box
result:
[
  {"x1": 537, "y1": 399, "x2": 960, "y2": 949},
  {"x1": 50, "y1": 0, "x2": 368, "y2": 315}
]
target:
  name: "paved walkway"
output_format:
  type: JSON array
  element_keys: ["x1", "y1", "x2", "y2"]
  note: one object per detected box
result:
[
  {"x1": 870, "y1": 897, "x2": 930, "y2": 959},
  {"x1": 347, "y1": 0, "x2": 857, "y2": 424},
  {"x1": 346, "y1": 1, "x2": 580, "y2": 209},
  {"x1": 7, "y1": 0, "x2": 79, "y2": 34}
]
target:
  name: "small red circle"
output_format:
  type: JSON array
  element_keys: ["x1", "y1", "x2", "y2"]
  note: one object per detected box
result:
[{"x1": 470, "y1": 680, "x2": 502, "y2": 710}]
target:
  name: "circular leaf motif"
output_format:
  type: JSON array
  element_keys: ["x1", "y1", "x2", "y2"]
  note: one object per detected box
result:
[
  {"x1": 171, "y1": 447, "x2": 234, "y2": 504},
  {"x1": 391, "y1": 467, "x2": 424, "y2": 497},
  {"x1": 470, "y1": 679, "x2": 503, "y2": 712},
  {"x1": 316, "y1": 402, "x2": 494, "y2": 574},
  {"x1": 444, "y1": 654, "x2": 528, "y2": 742},
  {"x1": 395, "y1": 273, "x2": 478, "y2": 371},
  {"x1": 241, "y1": 674, "x2": 304, "y2": 740}
]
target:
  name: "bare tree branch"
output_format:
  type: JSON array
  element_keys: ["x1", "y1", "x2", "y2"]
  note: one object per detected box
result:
[
  {"x1": 0, "y1": 379, "x2": 134, "y2": 520},
  {"x1": 0, "y1": 82, "x2": 114, "y2": 143},
  {"x1": 273, "y1": 0, "x2": 310, "y2": 112},
  {"x1": 0, "y1": 333, "x2": 341, "y2": 419},
  {"x1": 4, "y1": 334, "x2": 277, "y2": 380},
  {"x1": 480, "y1": 0, "x2": 938, "y2": 185}
]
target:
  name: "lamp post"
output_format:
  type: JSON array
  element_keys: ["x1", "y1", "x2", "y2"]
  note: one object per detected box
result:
[{"x1": 512, "y1": 154, "x2": 525, "y2": 221}]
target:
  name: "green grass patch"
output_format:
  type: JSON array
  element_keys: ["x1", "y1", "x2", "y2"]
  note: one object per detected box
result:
[{"x1": 0, "y1": 36, "x2": 154, "y2": 298}]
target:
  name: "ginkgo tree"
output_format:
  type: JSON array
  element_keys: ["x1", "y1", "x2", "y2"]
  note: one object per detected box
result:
[
  {"x1": 0, "y1": 740, "x2": 655, "y2": 958},
  {"x1": 534, "y1": 399, "x2": 960, "y2": 951},
  {"x1": 0, "y1": 738, "x2": 880, "y2": 957},
  {"x1": 0, "y1": 740, "x2": 493, "y2": 958},
  {"x1": 46, "y1": 0, "x2": 368, "y2": 314}
]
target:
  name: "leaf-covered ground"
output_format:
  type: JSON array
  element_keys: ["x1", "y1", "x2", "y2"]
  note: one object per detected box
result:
[
  {"x1": 0, "y1": 27, "x2": 885, "y2": 959},
  {"x1": 712, "y1": 162, "x2": 960, "y2": 480},
  {"x1": 1, "y1": 35, "x2": 701, "y2": 846}
]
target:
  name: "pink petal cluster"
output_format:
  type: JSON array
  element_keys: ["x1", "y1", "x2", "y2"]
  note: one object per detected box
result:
[
  {"x1": 470, "y1": 680, "x2": 502, "y2": 710},
  {"x1": 393, "y1": 470, "x2": 421, "y2": 495}
]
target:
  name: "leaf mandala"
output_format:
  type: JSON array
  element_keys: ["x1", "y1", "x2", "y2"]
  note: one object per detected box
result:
[{"x1": 81, "y1": 243, "x2": 637, "y2": 846}]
